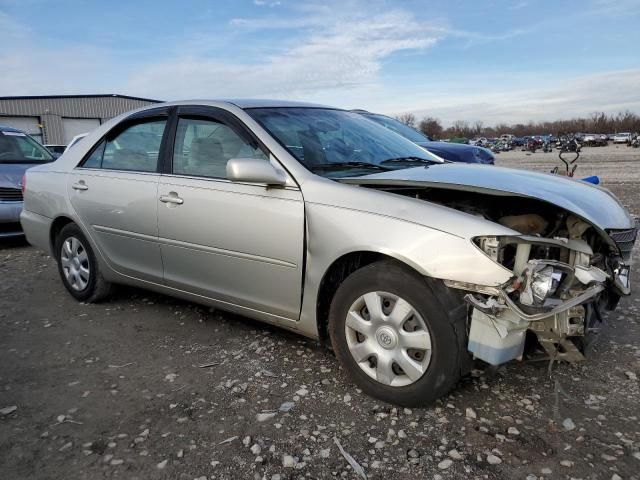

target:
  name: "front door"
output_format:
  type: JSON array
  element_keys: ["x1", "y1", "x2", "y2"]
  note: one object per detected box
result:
[{"x1": 157, "y1": 107, "x2": 305, "y2": 320}]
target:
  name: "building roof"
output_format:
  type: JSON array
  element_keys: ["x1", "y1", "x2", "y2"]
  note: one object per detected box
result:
[{"x1": 0, "y1": 94, "x2": 161, "y2": 103}]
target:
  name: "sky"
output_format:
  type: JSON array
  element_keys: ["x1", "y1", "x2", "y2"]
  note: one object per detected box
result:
[{"x1": 1, "y1": 0, "x2": 639, "y2": 126}]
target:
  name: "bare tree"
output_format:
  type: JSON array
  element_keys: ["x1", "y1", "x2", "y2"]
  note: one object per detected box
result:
[
  {"x1": 395, "y1": 113, "x2": 417, "y2": 128},
  {"x1": 439, "y1": 111, "x2": 640, "y2": 138},
  {"x1": 448, "y1": 120, "x2": 472, "y2": 138},
  {"x1": 473, "y1": 120, "x2": 484, "y2": 137},
  {"x1": 418, "y1": 117, "x2": 443, "y2": 139}
]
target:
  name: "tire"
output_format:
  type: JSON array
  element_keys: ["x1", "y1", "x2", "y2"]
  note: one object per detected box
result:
[
  {"x1": 328, "y1": 260, "x2": 467, "y2": 407},
  {"x1": 55, "y1": 223, "x2": 112, "y2": 302}
]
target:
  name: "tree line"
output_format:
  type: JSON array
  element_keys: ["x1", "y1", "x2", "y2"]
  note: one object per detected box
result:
[{"x1": 395, "y1": 111, "x2": 640, "y2": 140}]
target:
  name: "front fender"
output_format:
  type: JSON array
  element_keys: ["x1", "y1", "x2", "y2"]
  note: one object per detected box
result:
[{"x1": 297, "y1": 202, "x2": 513, "y2": 337}]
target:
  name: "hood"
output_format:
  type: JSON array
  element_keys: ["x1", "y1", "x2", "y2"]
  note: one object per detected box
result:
[
  {"x1": 0, "y1": 163, "x2": 34, "y2": 189},
  {"x1": 343, "y1": 163, "x2": 634, "y2": 230}
]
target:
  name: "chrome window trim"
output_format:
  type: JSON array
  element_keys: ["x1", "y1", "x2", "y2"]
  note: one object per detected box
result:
[{"x1": 158, "y1": 172, "x2": 300, "y2": 191}]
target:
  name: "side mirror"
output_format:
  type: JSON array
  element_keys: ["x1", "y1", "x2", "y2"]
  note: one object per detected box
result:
[{"x1": 226, "y1": 158, "x2": 287, "y2": 186}]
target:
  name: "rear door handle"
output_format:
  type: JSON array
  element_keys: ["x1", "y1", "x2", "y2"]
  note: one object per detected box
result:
[
  {"x1": 159, "y1": 194, "x2": 184, "y2": 205},
  {"x1": 72, "y1": 182, "x2": 88, "y2": 191}
]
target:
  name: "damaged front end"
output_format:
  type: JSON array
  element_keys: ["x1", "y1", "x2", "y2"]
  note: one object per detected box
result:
[
  {"x1": 345, "y1": 163, "x2": 637, "y2": 367},
  {"x1": 447, "y1": 215, "x2": 636, "y2": 365}
]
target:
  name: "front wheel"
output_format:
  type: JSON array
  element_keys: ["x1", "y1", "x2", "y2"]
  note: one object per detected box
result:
[
  {"x1": 55, "y1": 223, "x2": 112, "y2": 302},
  {"x1": 329, "y1": 260, "x2": 465, "y2": 406}
]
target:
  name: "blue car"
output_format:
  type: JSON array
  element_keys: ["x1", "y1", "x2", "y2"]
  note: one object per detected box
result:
[
  {"x1": 0, "y1": 125, "x2": 55, "y2": 238},
  {"x1": 354, "y1": 111, "x2": 495, "y2": 165}
]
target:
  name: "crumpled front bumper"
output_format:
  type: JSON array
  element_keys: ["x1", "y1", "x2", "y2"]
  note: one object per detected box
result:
[{"x1": 447, "y1": 223, "x2": 637, "y2": 366}]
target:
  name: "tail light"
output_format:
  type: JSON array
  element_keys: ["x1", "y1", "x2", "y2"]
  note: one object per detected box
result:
[{"x1": 21, "y1": 174, "x2": 26, "y2": 194}]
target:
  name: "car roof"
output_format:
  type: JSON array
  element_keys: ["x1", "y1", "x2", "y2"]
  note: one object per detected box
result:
[
  {"x1": 0, "y1": 124, "x2": 25, "y2": 133},
  {"x1": 163, "y1": 99, "x2": 334, "y2": 109},
  {"x1": 230, "y1": 98, "x2": 333, "y2": 109}
]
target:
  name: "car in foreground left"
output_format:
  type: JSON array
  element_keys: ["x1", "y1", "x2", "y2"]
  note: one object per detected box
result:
[{"x1": 0, "y1": 125, "x2": 55, "y2": 238}]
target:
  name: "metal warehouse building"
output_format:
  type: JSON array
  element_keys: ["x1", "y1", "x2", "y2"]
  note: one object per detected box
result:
[{"x1": 0, "y1": 94, "x2": 160, "y2": 145}]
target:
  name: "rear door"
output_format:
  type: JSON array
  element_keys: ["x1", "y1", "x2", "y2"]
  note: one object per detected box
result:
[
  {"x1": 68, "y1": 108, "x2": 170, "y2": 283},
  {"x1": 157, "y1": 106, "x2": 305, "y2": 320}
]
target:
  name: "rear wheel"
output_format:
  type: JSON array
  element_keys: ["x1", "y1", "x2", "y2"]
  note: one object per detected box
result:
[
  {"x1": 55, "y1": 223, "x2": 112, "y2": 302},
  {"x1": 329, "y1": 260, "x2": 465, "y2": 406}
]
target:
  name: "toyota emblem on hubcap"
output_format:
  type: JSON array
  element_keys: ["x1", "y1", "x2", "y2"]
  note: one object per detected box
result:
[{"x1": 375, "y1": 327, "x2": 397, "y2": 350}]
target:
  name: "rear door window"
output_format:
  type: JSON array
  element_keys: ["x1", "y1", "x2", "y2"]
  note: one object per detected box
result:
[{"x1": 81, "y1": 119, "x2": 167, "y2": 172}]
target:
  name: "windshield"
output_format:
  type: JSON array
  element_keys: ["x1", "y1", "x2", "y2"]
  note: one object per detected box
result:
[
  {"x1": 247, "y1": 108, "x2": 441, "y2": 177},
  {"x1": 361, "y1": 113, "x2": 431, "y2": 143},
  {"x1": 0, "y1": 131, "x2": 54, "y2": 163}
]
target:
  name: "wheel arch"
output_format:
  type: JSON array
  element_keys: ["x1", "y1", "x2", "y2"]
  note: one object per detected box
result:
[
  {"x1": 315, "y1": 250, "x2": 427, "y2": 344},
  {"x1": 49, "y1": 215, "x2": 76, "y2": 256}
]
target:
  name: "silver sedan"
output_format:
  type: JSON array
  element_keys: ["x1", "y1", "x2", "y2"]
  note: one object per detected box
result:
[{"x1": 20, "y1": 100, "x2": 637, "y2": 406}]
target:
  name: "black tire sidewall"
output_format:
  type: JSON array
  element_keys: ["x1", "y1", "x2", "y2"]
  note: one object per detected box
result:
[
  {"x1": 55, "y1": 224, "x2": 99, "y2": 302},
  {"x1": 329, "y1": 261, "x2": 461, "y2": 406}
]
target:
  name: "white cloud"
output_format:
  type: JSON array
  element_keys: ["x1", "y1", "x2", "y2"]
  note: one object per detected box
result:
[
  {"x1": 126, "y1": 9, "x2": 441, "y2": 99},
  {"x1": 0, "y1": 5, "x2": 441, "y2": 100},
  {"x1": 0, "y1": 11, "x2": 120, "y2": 94},
  {"x1": 443, "y1": 26, "x2": 530, "y2": 47},
  {"x1": 589, "y1": 0, "x2": 640, "y2": 16},
  {"x1": 398, "y1": 69, "x2": 640, "y2": 126},
  {"x1": 508, "y1": 1, "x2": 529, "y2": 10},
  {"x1": 0, "y1": 2, "x2": 639, "y2": 128},
  {"x1": 254, "y1": 0, "x2": 282, "y2": 6}
]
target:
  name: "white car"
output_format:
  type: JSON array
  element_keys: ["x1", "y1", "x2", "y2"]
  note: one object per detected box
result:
[{"x1": 613, "y1": 133, "x2": 631, "y2": 144}]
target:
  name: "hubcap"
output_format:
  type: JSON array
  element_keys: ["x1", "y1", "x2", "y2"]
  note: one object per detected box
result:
[
  {"x1": 345, "y1": 291, "x2": 432, "y2": 387},
  {"x1": 60, "y1": 236, "x2": 90, "y2": 291}
]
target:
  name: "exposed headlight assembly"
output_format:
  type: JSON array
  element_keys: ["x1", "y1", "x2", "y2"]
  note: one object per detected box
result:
[{"x1": 520, "y1": 263, "x2": 563, "y2": 306}]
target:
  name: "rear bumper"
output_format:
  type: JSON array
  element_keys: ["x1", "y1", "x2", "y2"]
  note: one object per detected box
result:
[
  {"x1": 19, "y1": 209, "x2": 52, "y2": 252},
  {"x1": 0, "y1": 202, "x2": 24, "y2": 238}
]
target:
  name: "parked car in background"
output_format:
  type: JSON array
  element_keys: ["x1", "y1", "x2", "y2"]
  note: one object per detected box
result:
[
  {"x1": 470, "y1": 137, "x2": 489, "y2": 147},
  {"x1": 20, "y1": 100, "x2": 637, "y2": 406},
  {"x1": 613, "y1": 133, "x2": 631, "y2": 144},
  {"x1": 582, "y1": 134, "x2": 608, "y2": 147},
  {"x1": 64, "y1": 133, "x2": 88, "y2": 153},
  {"x1": 354, "y1": 111, "x2": 495, "y2": 164},
  {"x1": 447, "y1": 137, "x2": 469, "y2": 144},
  {"x1": 44, "y1": 144, "x2": 66, "y2": 158},
  {"x1": 0, "y1": 125, "x2": 55, "y2": 238}
]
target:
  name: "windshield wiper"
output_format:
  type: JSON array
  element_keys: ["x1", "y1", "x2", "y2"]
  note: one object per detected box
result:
[
  {"x1": 380, "y1": 157, "x2": 435, "y2": 167},
  {"x1": 310, "y1": 162, "x2": 391, "y2": 172}
]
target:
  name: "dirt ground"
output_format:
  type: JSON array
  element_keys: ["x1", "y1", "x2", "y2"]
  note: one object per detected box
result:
[{"x1": 1, "y1": 144, "x2": 639, "y2": 480}]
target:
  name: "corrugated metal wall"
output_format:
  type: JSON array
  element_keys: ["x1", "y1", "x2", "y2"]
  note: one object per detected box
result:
[{"x1": 0, "y1": 96, "x2": 159, "y2": 144}]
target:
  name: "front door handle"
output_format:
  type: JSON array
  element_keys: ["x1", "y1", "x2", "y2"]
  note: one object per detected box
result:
[
  {"x1": 159, "y1": 193, "x2": 184, "y2": 205},
  {"x1": 72, "y1": 182, "x2": 88, "y2": 191}
]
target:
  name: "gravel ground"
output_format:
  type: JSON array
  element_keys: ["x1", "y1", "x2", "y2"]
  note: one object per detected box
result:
[{"x1": 1, "y1": 144, "x2": 639, "y2": 480}]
